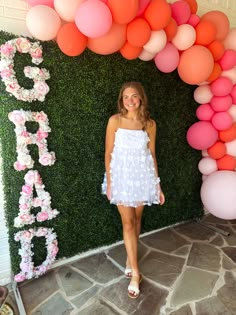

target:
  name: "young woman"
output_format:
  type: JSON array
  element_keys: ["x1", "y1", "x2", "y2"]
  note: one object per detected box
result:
[{"x1": 102, "y1": 81, "x2": 165, "y2": 298}]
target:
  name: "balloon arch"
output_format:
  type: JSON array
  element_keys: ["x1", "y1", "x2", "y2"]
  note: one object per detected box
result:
[{"x1": 22, "y1": 0, "x2": 236, "y2": 220}]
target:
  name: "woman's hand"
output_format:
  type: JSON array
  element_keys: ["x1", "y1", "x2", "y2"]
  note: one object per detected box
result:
[{"x1": 160, "y1": 190, "x2": 165, "y2": 205}]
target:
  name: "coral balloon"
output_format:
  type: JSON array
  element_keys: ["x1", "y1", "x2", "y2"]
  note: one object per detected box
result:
[
  {"x1": 127, "y1": 18, "x2": 151, "y2": 47},
  {"x1": 219, "y1": 122, "x2": 236, "y2": 142},
  {"x1": 182, "y1": 0, "x2": 198, "y2": 14},
  {"x1": 120, "y1": 42, "x2": 142, "y2": 60},
  {"x1": 195, "y1": 20, "x2": 216, "y2": 45},
  {"x1": 219, "y1": 50, "x2": 236, "y2": 71},
  {"x1": 143, "y1": 30, "x2": 167, "y2": 54},
  {"x1": 201, "y1": 10, "x2": 230, "y2": 41},
  {"x1": 186, "y1": 121, "x2": 218, "y2": 150},
  {"x1": 217, "y1": 155, "x2": 236, "y2": 170},
  {"x1": 194, "y1": 85, "x2": 213, "y2": 104},
  {"x1": 207, "y1": 141, "x2": 226, "y2": 159},
  {"x1": 144, "y1": 0, "x2": 171, "y2": 30},
  {"x1": 207, "y1": 40, "x2": 225, "y2": 61},
  {"x1": 210, "y1": 76, "x2": 233, "y2": 97},
  {"x1": 164, "y1": 18, "x2": 177, "y2": 41},
  {"x1": 172, "y1": 24, "x2": 196, "y2": 51},
  {"x1": 211, "y1": 112, "x2": 232, "y2": 131},
  {"x1": 75, "y1": 0, "x2": 112, "y2": 38},
  {"x1": 154, "y1": 43, "x2": 179, "y2": 73},
  {"x1": 187, "y1": 14, "x2": 200, "y2": 27},
  {"x1": 137, "y1": 0, "x2": 151, "y2": 16},
  {"x1": 54, "y1": 0, "x2": 83, "y2": 21},
  {"x1": 198, "y1": 157, "x2": 217, "y2": 175},
  {"x1": 57, "y1": 23, "x2": 87, "y2": 56},
  {"x1": 171, "y1": 0, "x2": 191, "y2": 25},
  {"x1": 26, "y1": 5, "x2": 61, "y2": 41},
  {"x1": 196, "y1": 104, "x2": 214, "y2": 121},
  {"x1": 87, "y1": 23, "x2": 126, "y2": 55},
  {"x1": 107, "y1": 0, "x2": 139, "y2": 24},
  {"x1": 226, "y1": 139, "x2": 236, "y2": 157},
  {"x1": 178, "y1": 45, "x2": 214, "y2": 85},
  {"x1": 27, "y1": 0, "x2": 54, "y2": 7},
  {"x1": 207, "y1": 62, "x2": 222, "y2": 82},
  {"x1": 201, "y1": 170, "x2": 236, "y2": 219},
  {"x1": 223, "y1": 28, "x2": 236, "y2": 51},
  {"x1": 210, "y1": 95, "x2": 232, "y2": 112}
]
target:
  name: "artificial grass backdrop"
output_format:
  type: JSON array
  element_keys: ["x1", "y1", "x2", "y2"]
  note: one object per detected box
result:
[{"x1": 0, "y1": 31, "x2": 203, "y2": 274}]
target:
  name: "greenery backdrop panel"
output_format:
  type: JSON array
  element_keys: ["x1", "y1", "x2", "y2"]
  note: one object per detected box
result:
[{"x1": 0, "y1": 32, "x2": 203, "y2": 273}]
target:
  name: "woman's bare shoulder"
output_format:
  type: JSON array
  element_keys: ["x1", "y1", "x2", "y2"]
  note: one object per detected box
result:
[
  {"x1": 147, "y1": 119, "x2": 157, "y2": 130},
  {"x1": 107, "y1": 114, "x2": 120, "y2": 129}
]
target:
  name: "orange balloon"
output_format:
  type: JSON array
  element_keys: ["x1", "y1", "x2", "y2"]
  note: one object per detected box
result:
[
  {"x1": 207, "y1": 62, "x2": 222, "y2": 82},
  {"x1": 144, "y1": 0, "x2": 171, "y2": 31},
  {"x1": 219, "y1": 122, "x2": 236, "y2": 142},
  {"x1": 182, "y1": 0, "x2": 198, "y2": 14},
  {"x1": 127, "y1": 18, "x2": 151, "y2": 47},
  {"x1": 107, "y1": 0, "x2": 138, "y2": 24},
  {"x1": 195, "y1": 20, "x2": 216, "y2": 45},
  {"x1": 57, "y1": 23, "x2": 87, "y2": 56},
  {"x1": 164, "y1": 17, "x2": 177, "y2": 41},
  {"x1": 217, "y1": 154, "x2": 236, "y2": 170},
  {"x1": 207, "y1": 141, "x2": 226, "y2": 159},
  {"x1": 178, "y1": 45, "x2": 214, "y2": 85},
  {"x1": 87, "y1": 23, "x2": 126, "y2": 55},
  {"x1": 207, "y1": 40, "x2": 225, "y2": 61},
  {"x1": 120, "y1": 41, "x2": 142, "y2": 60},
  {"x1": 201, "y1": 11, "x2": 230, "y2": 41}
]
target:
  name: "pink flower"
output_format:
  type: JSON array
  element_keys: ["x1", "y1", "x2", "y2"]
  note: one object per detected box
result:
[
  {"x1": 6, "y1": 82, "x2": 20, "y2": 93},
  {"x1": 22, "y1": 231, "x2": 32, "y2": 239},
  {"x1": 32, "y1": 197, "x2": 42, "y2": 207},
  {"x1": 34, "y1": 81, "x2": 49, "y2": 95},
  {"x1": 34, "y1": 112, "x2": 48, "y2": 122},
  {"x1": 0, "y1": 68, "x2": 13, "y2": 78},
  {"x1": 36, "y1": 130, "x2": 48, "y2": 140},
  {"x1": 39, "y1": 153, "x2": 55, "y2": 166},
  {"x1": 19, "y1": 214, "x2": 31, "y2": 221},
  {"x1": 8, "y1": 111, "x2": 26, "y2": 125},
  {"x1": 22, "y1": 185, "x2": 33, "y2": 195},
  {"x1": 14, "y1": 273, "x2": 26, "y2": 282},
  {"x1": 37, "y1": 211, "x2": 49, "y2": 222},
  {"x1": 15, "y1": 38, "x2": 31, "y2": 53},
  {"x1": 20, "y1": 262, "x2": 31, "y2": 272},
  {"x1": 14, "y1": 161, "x2": 26, "y2": 171},
  {"x1": 1, "y1": 43, "x2": 14, "y2": 56},
  {"x1": 19, "y1": 204, "x2": 29, "y2": 210},
  {"x1": 24, "y1": 171, "x2": 36, "y2": 184},
  {"x1": 21, "y1": 131, "x2": 29, "y2": 137},
  {"x1": 31, "y1": 47, "x2": 42, "y2": 59}
]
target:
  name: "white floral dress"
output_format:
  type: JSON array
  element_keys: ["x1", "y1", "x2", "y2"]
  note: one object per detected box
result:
[{"x1": 102, "y1": 128, "x2": 160, "y2": 207}]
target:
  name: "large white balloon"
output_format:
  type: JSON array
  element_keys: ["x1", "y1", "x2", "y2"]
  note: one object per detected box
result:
[{"x1": 201, "y1": 170, "x2": 236, "y2": 219}]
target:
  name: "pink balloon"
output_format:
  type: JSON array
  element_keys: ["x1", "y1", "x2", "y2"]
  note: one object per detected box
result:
[
  {"x1": 210, "y1": 95, "x2": 232, "y2": 112},
  {"x1": 54, "y1": 0, "x2": 84, "y2": 22},
  {"x1": 186, "y1": 121, "x2": 218, "y2": 150},
  {"x1": 198, "y1": 157, "x2": 217, "y2": 175},
  {"x1": 230, "y1": 85, "x2": 236, "y2": 103},
  {"x1": 196, "y1": 104, "x2": 214, "y2": 121},
  {"x1": 154, "y1": 43, "x2": 179, "y2": 73},
  {"x1": 26, "y1": 5, "x2": 61, "y2": 41},
  {"x1": 219, "y1": 50, "x2": 236, "y2": 71},
  {"x1": 136, "y1": 0, "x2": 151, "y2": 17},
  {"x1": 75, "y1": 0, "x2": 112, "y2": 38},
  {"x1": 211, "y1": 112, "x2": 233, "y2": 130},
  {"x1": 187, "y1": 14, "x2": 200, "y2": 27},
  {"x1": 27, "y1": 0, "x2": 54, "y2": 8},
  {"x1": 194, "y1": 85, "x2": 213, "y2": 104},
  {"x1": 171, "y1": 0, "x2": 191, "y2": 25},
  {"x1": 201, "y1": 170, "x2": 236, "y2": 219},
  {"x1": 210, "y1": 76, "x2": 233, "y2": 96}
]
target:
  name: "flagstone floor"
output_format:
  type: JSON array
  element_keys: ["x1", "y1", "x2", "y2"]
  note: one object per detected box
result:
[{"x1": 7, "y1": 214, "x2": 236, "y2": 315}]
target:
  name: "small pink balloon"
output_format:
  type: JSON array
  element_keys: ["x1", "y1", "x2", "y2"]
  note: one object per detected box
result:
[
  {"x1": 198, "y1": 157, "x2": 217, "y2": 175},
  {"x1": 154, "y1": 43, "x2": 179, "y2": 73},
  {"x1": 171, "y1": 0, "x2": 191, "y2": 25},
  {"x1": 219, "y1": 50, "x2": 236, "y2": 71},
  {"x1": 136, "y1": 0, "x2": 151, "y2": 17},
  {"x1": 210, "y1": 95, "x2": 232, "y2": 112},
  {"x1": 187, "y1": 14, "x2": 200, "y2": 27},
  {"x1": 75, "y1": 0, "x2": 112, "y2": 38},
  {"x1": 211, "y1": 112, "x2": 233, "y2": 130},
  {"x1": 196, "y1": 104, "x2": 215, "y2": 121},
  {"x1": 210, "y1": 76, "x2": 233, "y2": 96},
  {"x1": 194, "y1": 85, "x2": 213, "y2": 104},
  {"x1": 186, "y1": 121, "x2": 218, "y2": 150},
  {"x1": 27, "y1": 0, "x2": 54, "y2": 8},
  {"x1": 201, "y1": 170, "x2": 236, "y2": 220},
  {"x1": 26, "y1": 5, "x2": 61, "y2": 41},
  {"x1": 230, "y1": 84, "x2": 236, "y2": 103}
]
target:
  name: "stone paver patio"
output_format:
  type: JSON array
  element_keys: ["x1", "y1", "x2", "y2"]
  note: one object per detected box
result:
[{"x1": 9, "y1": 214, "x2": 236, "y2": 314}]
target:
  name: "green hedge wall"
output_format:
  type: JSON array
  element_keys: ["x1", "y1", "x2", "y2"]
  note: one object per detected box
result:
[{"x1": 0, "y1": 31, "x2": 203, "y2": 274}]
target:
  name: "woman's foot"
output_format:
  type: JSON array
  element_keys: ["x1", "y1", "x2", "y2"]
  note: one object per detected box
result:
[
  {"x1": 125, "y1": 267, "x2": 132, "y2": 279},
  {"x1": 128, "y1": 274, "x2": 142, "y2": 299}
]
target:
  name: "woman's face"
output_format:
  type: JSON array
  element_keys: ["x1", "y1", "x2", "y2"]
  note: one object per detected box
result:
[{"x1": 122, "y1": 87, "x2": 141, "y2": 113}]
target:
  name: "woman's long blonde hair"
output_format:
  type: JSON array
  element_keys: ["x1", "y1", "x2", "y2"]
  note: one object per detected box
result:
[{"x1": 117, "y1": 81, "x2": 151, "y2": 129}]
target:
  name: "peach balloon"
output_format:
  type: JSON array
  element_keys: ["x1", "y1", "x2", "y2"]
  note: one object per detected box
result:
[
  {"x1": 26, "y1": 5, "x2": 61, "y2": 40},
  {"x1": 178, "y1": 45, "x2": 214, "y2": 85},
  {"x1": 222, "y1": 68, "x2": 236, "y2": 84},
  {"x1": 107, "y1": 0, "x2": 139, "y2": 24},
  {"x1": 87, "y1": 23, "x2": 126, "y2": 55},
  {"x1": 223, "y1": 28, "x2": 236, "y2": 51},
  {"x1": 54, "y1": 0, "x2": 84, "y2": 21},
  {"x1": 198, "y1": 157, "x2": 217, "y2": 175},
  {"x1": 194, "y1": 85, "x2": 213, "y2": 104},
  {"x1": 120, "y1": 41, "x2": 142, "y2": 60},
  {"x1": 201, "y1": 10, "x2": 230, "y2": 41},
  {"x1": 228, "y1": 105, "x2": 236, "y2": 122},
  {"x1": 144, "y1": 0, "x2": 171, "y2": 30},
  {"x1": 225, "y1": 139, "x2": 236, "y2": 157},
  {"x1": 143, "y1": 30, "x2": 167, "y2": 54},
  {"x1": 202, "y1": 150, "x2": 209, "y2": 157},
  {"x1": 139, "y1": 49, "x2": 155, "y2": 61},
  {"x1": 172, "y1": 24, "x2": 196, "y2": 51}
]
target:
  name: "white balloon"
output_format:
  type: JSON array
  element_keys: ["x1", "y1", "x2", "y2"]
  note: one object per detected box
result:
[
  {"x1": 194, "y1": 85, "x2": 213, "y2": 104},
  {"x1": 198, "y1": 157, "x2": 217, "y2": 175}
]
